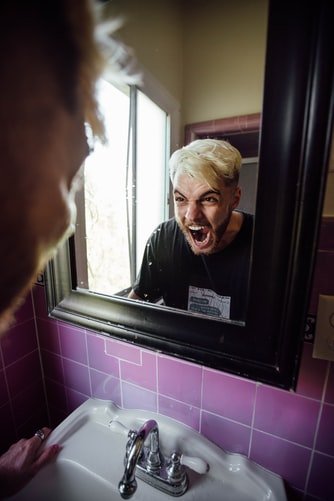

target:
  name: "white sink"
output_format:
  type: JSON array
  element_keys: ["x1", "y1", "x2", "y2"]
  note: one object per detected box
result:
[{"x1": 12, "y1": 398, "x2": 287, "y2": 500}]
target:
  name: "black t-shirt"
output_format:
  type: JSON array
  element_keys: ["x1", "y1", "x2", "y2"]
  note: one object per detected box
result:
[{"x1": 133, "y1": 212, "x2": 253, "y2": 321}]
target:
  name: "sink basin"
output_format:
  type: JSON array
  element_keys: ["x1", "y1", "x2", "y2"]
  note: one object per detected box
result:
[
  {"x1": 13, "y1": 459, "x2": 120, "y2": 500},
  {"x1": 11, "y1": 398, "x2": 287, "y2": 500}
]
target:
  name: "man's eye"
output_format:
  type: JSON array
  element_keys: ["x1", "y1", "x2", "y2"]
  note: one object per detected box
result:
[
  {"x1": 174, "y1": 196, "x2": 185, "y2": 203},
  {"x1": 202, "y1": 197, "x2": 218, "y2": 204}
]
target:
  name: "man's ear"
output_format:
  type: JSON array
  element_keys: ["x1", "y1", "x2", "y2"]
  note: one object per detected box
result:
[{"x1": 232, "y1": 186, "x2": 241, "y2": 208}]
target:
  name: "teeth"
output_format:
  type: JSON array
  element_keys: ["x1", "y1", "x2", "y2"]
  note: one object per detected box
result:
[{"x1": 189, "y1": 225, "x2": 204, "y2": 231}]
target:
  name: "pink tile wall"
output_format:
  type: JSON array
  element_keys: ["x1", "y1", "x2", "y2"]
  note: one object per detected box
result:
[
  {"x1": 0, "y1": 290, "x2": 48, "y2": 454},
  {"x1": 30, "y1": 284, "x2": 334, "y2": 501},
  {"x1": 0, "y1": 217, "x2": 333, "y2": 500}
]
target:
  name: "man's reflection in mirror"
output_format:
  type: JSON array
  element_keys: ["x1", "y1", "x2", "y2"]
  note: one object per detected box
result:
[{"x1": 129, "y1": 139, "x2": 253, "y2": 321}]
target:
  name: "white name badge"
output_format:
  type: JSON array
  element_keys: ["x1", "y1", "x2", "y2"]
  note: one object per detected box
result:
[{"x1": 187, "y1": 285, "x2": 231, "y2": 319}]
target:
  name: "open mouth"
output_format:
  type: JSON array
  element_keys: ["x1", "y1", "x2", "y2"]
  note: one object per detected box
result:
[{"x1": 188, "y1": 225, "x2": 211, "y2": 247}]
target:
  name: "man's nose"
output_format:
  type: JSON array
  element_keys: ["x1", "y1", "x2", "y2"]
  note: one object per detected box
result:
[{"x1": 185, "y1": 201, "x2": 202, "y2": 221}]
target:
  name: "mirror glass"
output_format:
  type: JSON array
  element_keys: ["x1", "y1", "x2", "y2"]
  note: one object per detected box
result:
[
  {"x1": 72, "y1": 0, "x2": 268, "y2": 323},
  {"x1": 46, "y1": 0, "x2": 334, "y2": 389}
]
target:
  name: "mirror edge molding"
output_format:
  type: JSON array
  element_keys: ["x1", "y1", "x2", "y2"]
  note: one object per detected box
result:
[
  {"x1": 184, "y1": 113, "x2": 261, "y2": 146},
  {"x1": 45, "y1": 0, "x2": 334, "y2": 390}
]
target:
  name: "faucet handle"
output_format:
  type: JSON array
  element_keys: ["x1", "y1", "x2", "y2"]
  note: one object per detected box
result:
[
  {"x1": 109, "y1": 420, "x2": 137, "y2": 461},
  {"x1": 180, "y1": 454, "x2": 209, "y2": 474},
  {"x1": 167, "y1": 452, "x2": 186, "y2": 482},
  {"x1": 167, "y1": 451, "x2": 209, "y2": 477}
]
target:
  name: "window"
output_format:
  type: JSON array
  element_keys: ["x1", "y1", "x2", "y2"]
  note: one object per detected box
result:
[{"x1": 74, "y1": 80, "x2": 170, "y2": 298}]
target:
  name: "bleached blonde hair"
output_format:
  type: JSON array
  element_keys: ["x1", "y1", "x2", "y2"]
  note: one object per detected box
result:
[{"x1": 169, "y1": 139, "x2": 242, "y2": 189}]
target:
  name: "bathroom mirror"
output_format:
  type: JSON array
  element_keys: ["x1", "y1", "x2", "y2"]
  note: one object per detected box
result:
[{"x1": 45, "y1": 0, "x2": 334, "y2": 390}]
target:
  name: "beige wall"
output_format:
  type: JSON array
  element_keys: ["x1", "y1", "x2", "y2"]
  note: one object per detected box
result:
[
  {"x1": 323, "y1": 133, "x2": 334, "y2": 216},
  {"x1": 104, "y1": 0, "x2": 268, "y2": 127},
  {"x1": 104, "y1": 0, "x2": 183, "y2": 102},
  {"x1": 103, "y1": 1, "x2": 333, "y2": 212},
  {"x1": 182, "y1": 0, "x2": 268, "y2": 124}
]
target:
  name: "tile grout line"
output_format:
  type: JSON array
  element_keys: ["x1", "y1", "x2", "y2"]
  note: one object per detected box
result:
[
  {"x1": 199, "y1": 366, "x2": 204, "y2": 433},
  {"x1": 303, "y1": 360, "x2": 331, "y2": 497},
  {"x1": 31, "y1": 288, "x2": 51, "y2": 427},
  {"x1": 156, "y1": 353, "x2": 159, "y2": 415},
  {"x1": 248, "y1": 382, "x2": 259, "y2": 458},
  {"x1": 84, "y1": 329, "x2": 93, "y2": 398}
]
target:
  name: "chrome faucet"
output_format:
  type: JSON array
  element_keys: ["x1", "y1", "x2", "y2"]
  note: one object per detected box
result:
[
  {"x1": 117, "y1": 418, "x2": 208, "y2": 499},
  {"x1": 118, "y1": 419, "x2": 162, "y2": 499}
]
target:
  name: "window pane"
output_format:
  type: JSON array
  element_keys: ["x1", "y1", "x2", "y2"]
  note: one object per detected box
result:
[
  {"x1": 75, "y1": 82, "x2": 169, "y2": 297},
  {"x1": 136, "y1": 90, "x2": 169, "y2": 272},
  {"x1": 83, "y1": 80, "x2": 131, "y2": 295}
]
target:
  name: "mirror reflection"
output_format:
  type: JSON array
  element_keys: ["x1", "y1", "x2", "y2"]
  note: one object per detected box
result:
[
  {"x1": 128, "y1": 139, "x2": 253, "y2": 321},
  {"x1": 73, "y1": 0, "x2": 268, "y2": 321}
]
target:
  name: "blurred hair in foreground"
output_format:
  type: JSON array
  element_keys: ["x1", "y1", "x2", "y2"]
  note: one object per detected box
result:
[{"x1": 0, "y1": 0, "x2": 135, "y2": 333}]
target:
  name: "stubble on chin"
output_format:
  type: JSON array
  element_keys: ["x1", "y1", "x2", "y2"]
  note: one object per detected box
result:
[
  {"x1": 176, "y1": 216, "x2": 231, "y2": 256},
  {"x1": 176, "y1": 219, "x2": 212, "y2": 256}
]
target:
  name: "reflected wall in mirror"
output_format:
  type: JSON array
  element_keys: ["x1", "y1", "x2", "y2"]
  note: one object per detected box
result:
[
  {"x1": 46, "y1": 0, "x2": 334, "y2": 390},
  {"x1": 75, "y1": 106, "x2": 260, "y2": 322},
  {"x1": 103, "y1": 0, "x2": 268, "y2": 125},
  {"x1": 73, "y1": 0, "x2": 268, "y2": 322}
]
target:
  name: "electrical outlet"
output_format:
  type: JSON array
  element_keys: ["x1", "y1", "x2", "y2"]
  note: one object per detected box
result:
[
  {"x1": 304, "y1": 314, "x2": 316, "y2": 342},
  {"x1": 313, "y1": 295, "x2": 334, "y2": 361}
]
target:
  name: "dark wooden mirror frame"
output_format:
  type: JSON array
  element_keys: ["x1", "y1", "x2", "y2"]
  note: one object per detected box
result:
[
  {"x1": 46, "y1": 0, "x2": 334, "y2": 390},
  {"x1": 184, "y1": 112, "x2": 261, "y2": 158}
]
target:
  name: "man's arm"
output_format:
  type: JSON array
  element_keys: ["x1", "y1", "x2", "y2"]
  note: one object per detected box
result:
[{"x1": 128, "y1": 289, "x2": 142, "y2": 300}]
